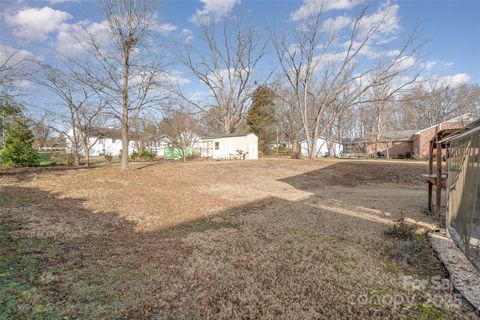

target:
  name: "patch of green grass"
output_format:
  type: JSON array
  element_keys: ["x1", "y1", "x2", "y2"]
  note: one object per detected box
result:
[
  {"x1": 0, "y1": 220, "x2": 57, "y2": 319},
  {"x1": 384, "y1": 220, "x2": 446, "y2": 277},
  {"x1": 37, "y1": 151, "x2": 67, "y2": 166},
  {"x1": 418, "y1": 302, "x2": 447, "y2": 320}
]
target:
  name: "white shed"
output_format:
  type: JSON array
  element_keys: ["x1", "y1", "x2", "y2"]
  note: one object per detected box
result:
[
  {"x1": 200, "y1": 133, "x2": 258, "y2": 160},
  {"x1": 300, "y1": 136, "x2": 343, "y2": 157}
]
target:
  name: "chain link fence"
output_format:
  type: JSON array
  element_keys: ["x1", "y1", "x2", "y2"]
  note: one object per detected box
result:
[{"x1": 447, "y1": 126, "x2": 480, "y2": 270}]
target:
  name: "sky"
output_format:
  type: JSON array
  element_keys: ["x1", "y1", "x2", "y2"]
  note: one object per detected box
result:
[{"x1": 1, "y1": 0, "x2": 479, "y2": 113}]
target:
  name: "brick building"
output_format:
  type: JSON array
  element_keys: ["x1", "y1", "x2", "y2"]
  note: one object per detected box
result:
[
  {"x1": 411, "y1": 115, "x2": 476, "y2": 159},
  {"x1": 343, "y1": 114, "x2": 478, "y2": 159}
]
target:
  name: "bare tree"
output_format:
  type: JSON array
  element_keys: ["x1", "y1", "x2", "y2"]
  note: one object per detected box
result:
[
  {"x1": 33, "y1": 64, "x2": 91, "y2": 166},
  {"x1": 274, "y1": 87, "x2": 303, "y2": 158},
  {"x1": 0, "y1": 46, "x2": 32, "y2": 100},
  {"x1": 73, "y1": 0, "x2": 166, "y2": 171},
  {"x1": 31, "y1": 113, "x2": 52, "y2": 149},
  {"x1": 159, "y1": 110, "x2": 200, "y2": 162},
  {"x1": 272, "y1": 4, "x2": 422, "y2": 159},
  {"x1": 175, "y1": 18, "x2": 267, "y2": 134},
  {"x1": 401, "y1": 82, "x2": 480, "y2": 128},
  {"x1": 33, "y1": 63, "x2": 109, "y2": 167},
  {"x1": 76, "y1": 101, "x2": 108, "y2": 167}
]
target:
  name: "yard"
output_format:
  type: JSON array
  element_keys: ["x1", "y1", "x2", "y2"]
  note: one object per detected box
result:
[{"x1": 0, "y1": 159, "x2": 477, "y2": 319}]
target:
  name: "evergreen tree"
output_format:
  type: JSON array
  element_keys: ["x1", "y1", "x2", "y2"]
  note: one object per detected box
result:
[
  {"x1": 247, "y1": 86, "x2": 276, "y2": 153},
  {"x1": 1, "y1": 121, "x2": 40, "y2": 167},
  {"x1": 1, "y1": 101, "x2": 24, "y2": 147}
]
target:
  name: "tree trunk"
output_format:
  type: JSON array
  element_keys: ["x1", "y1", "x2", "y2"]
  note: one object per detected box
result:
[
  {"x1": 71, "y1": 136, "x2": 80, "y2": 166},
  {"x1": 121, "y1": 49, "x2": 130, "y2": 171},
  {"x1": 85, "y1": 148, "x2": 90, "y2": 167},
  {"x1": 291, "y1": 138, "x2": 299, "y2": 159},
  {"x1": 121, "y1": 122, "x2": 129, "y2": 170},
  {"x1": 308, "y1": 137, "x2": 317, "y2": 160},
  {"x1": 275, "y1": 127, "x2": 279, "y2": 157}
]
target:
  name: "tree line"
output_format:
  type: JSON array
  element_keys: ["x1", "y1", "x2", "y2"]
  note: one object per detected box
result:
[{"x1": 1, "y1": 0, "x2": 479, "y2": 168}]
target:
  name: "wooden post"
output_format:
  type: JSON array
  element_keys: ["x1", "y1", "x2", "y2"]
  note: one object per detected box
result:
[
  {"x1": 428, "y1": 141, "x2": 434, "y2": 213},
  {"x1": 436, "y1": 140, "x2": 442, "y2": 217}
]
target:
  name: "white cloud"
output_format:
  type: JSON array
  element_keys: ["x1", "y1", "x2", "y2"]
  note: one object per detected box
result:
[
  {"x1": 437, "y1": 73, "x2": 470, "y2": 88},
  {"x1": 394, "y1": 55, "x2": 416, "y2": 71},
  {"x1": 0, "y1": 45, "x2": 34, "y2": 68},
  {"x1": 45, "y1": 0, "x2": 79, "y2": 4},
  {"x1": 5, "y1": 6, "x2": 72, "y2": 41},
  {"x1": 157, "y1": 71, "x2": 191, "y2": 86},
  {"x1": 181, "y1": 28, "x2": 194, "y2": 44},
  {"x1": 322, "y1": 15, "x2": 352, "y2": 32},
  {"x1": 152, "y1": 22, "x2": 177, "y2": 34},
  {"x1": 422, "y1": 60, "x2": 437, "y2": 71},
  {"x1": 191, "y1": 0, "x2": 241, "y2": 23},
  {"x1": 357, "y1": 4, "x2": 400, "y2": 37},
  {"x1": 55, "y1": 19, "x2": 111, "y2": 58},
  {"x1": 421, "y1": 60, "x2": 453, "y2": 71},
  {"x1": 291, "y1": 0, "x2": 361, "y2": 21}
]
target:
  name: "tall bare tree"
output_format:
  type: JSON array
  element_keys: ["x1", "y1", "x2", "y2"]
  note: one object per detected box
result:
[
  {"x1": 274, "y1": 87, "x2": 303, "y2": 158},
  {"x1": 33, "y1": 63, "x2": 108, "y2": 167},
  {"x1": 33, "y1": 64, "x2": 90, "y2": 165},
  {"x1": 175, "y1": 18, "x2": 267, "y2": 134},
  {"x1": 74, "y1": 0, "x2": 166, "y2": 171},
  {"x1": 272, "y1": 4, "x2": 422, "y2": 159}
]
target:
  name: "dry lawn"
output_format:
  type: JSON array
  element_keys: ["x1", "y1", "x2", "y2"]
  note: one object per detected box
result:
[{"x1": 0, "y1": 158, "x2": 477, "y2": 319}]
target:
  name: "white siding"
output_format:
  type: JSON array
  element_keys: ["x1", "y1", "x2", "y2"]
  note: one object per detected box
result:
[
  {"x1": 89, "y1": 138, "x2": 137, "y2": 156},
  {"x1": 300, "y1": 138, "x2": 343, "y2": 157},
  {"x1": 65, "y1": 129, "x2": 138, "y2": 157},
  {"x1": 201, "y1": 133, "x2": 258, "y2": 160}
]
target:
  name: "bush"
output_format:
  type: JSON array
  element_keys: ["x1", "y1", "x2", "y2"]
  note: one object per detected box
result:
[
  {"x1": 139, "y1": 150, "x2": 156, "y2": 160},
  {"x1": 0, "y1": 121, "x2": 40, "y2": 167},
  {"x1": 104, "y1": 153, "x2": 113, "y2": 162},
  {"x1": 130, "y1": 151, "x2": 139, "y2": 160},
  {"x1": 384, "y1": 219, "x2": 446, "y2": 276},
  {"x1": 384, "y1": 219, "x2": 416, "y2": 240}
]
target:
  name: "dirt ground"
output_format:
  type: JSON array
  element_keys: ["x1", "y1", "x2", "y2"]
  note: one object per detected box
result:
[{"x1": 0, "y1": 158, "x2": 477, "y2": 319}]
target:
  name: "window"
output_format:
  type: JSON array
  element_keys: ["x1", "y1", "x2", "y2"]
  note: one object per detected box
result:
[
  {"x1": 112, "y1": 138, "x2": 116, "y2": 143},
  {"x1": 215, "y1": 141, "x2": 219, "y2": 150}
]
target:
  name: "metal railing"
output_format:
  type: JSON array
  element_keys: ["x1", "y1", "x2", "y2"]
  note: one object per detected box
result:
[{"x1": 447, "y1": 125, "x2": 480, "y2": 270}]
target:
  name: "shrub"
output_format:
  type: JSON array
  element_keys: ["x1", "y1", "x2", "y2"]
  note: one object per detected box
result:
[
  {"x1": 0, "y1": 121, "x2": 40, "y2": 167},
  {"x1": 384, "y1": 219, "x2": 446, "y2": 276},
  {"x1": 104, "y1": 153, "x2": 113, "y2": 162},
  {"x1": 139, "y1": 150, "x2": 156, "y2": 160},
  {"x1": 384, "y1": 219, "x2": 416, "y2": 240},
  {"x1": 130, "y1": 151, "x2": 139, "y2": 160}
]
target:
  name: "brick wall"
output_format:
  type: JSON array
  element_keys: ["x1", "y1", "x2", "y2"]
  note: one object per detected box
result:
[
  {"x1": 414, "y1": 122, "x2": 468, "y2": 159},
  {"x1": 365, "y1": 141, "x2": 413, "y2": 158}
]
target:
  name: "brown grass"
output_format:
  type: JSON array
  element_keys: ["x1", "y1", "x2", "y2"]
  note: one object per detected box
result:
[{"x1": 0, "y1": 159, "x2": 477, "y2": 319}]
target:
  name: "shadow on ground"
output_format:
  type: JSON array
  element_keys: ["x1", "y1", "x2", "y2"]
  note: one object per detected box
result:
[{"x1": 0, "y1": 161, "x2": 475, "y2": 319}]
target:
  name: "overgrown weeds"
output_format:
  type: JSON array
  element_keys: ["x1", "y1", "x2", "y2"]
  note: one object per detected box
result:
[{"x1": 384, "y1": 219, "x2": 447, "y2": 277}]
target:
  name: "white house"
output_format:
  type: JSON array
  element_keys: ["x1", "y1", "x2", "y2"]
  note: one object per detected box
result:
[
  {"x1": 66, "y1": 127, "x2": 138, "y2": 156},
  {"x1": 67, "y1": 127, "x2": 258, "y2": 160},
  {"x1": 300, "y1": 136, "x2": 343, "y2": 157},
  {"x1": 200, "y1": 133, "x2": 258, "y2": 160}
]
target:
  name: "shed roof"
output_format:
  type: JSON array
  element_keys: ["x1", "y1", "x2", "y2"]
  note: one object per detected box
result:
[{"x1": 201, "y1": 132, "x2": 255, "y2": 140}]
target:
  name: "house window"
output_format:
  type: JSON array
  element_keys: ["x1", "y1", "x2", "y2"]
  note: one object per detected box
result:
[
  {"x1": 215, "y1": 141, "x2": 219, "y2": 150},
  {"x1": 112, "y1": 138, "x2": 116, "y2": 143}
]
